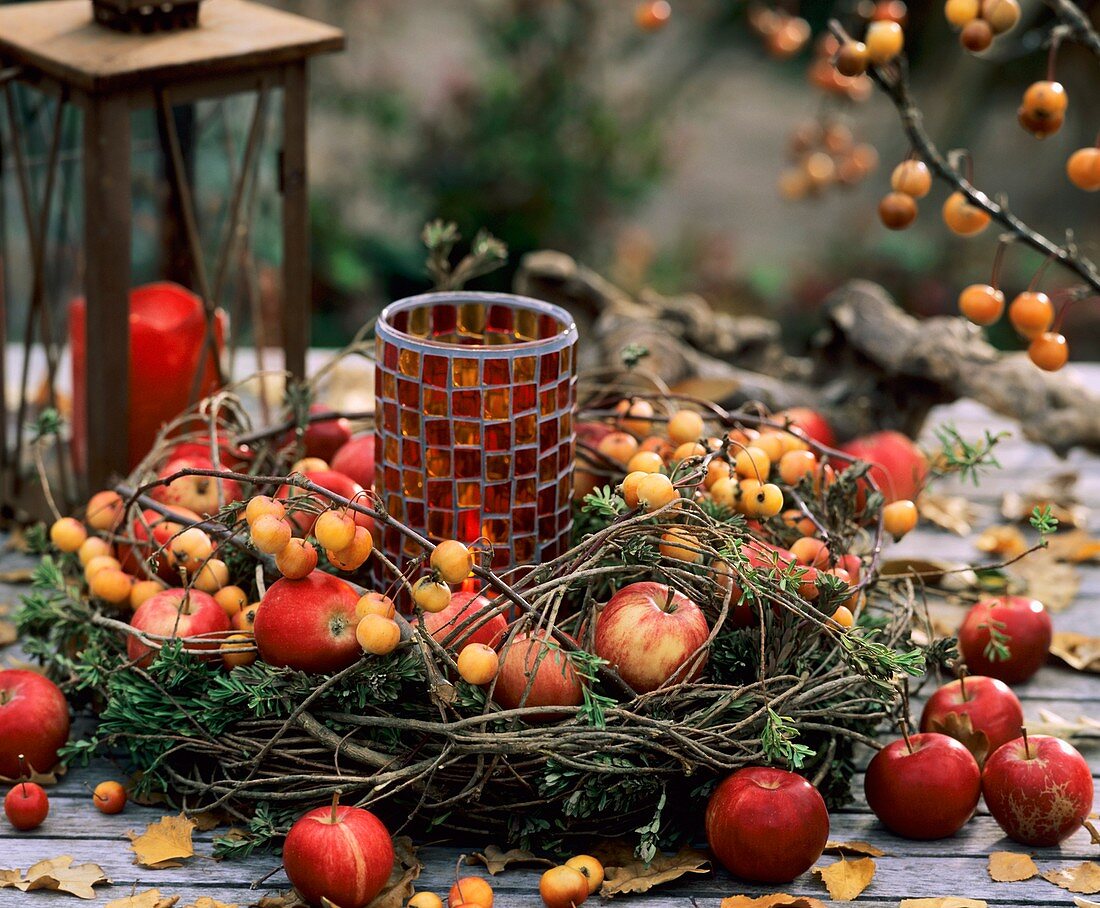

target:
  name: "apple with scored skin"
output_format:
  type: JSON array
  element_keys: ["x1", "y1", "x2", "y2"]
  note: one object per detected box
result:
[
  {"x1": 864, "y1": 732, "x2": 981, "y2": 839},
  {"x1": 153, "y1": 455, "x2": 243, "y2": 516},
  {"x1": 331, "y1": 435, "x2": 376, "y2": 491},
  {"x1": 128, "y1": 589, "x2": 231, "y2": 668},
  {"x1": 254, "y1": 571, "x2": 361, "y2": 674},
  {"x1": 958, "y1": 595, "x2": 1052, "y2": 685},
  {"x1": 417, "y1": 591, "x2": 507, "y2": 650},
  {"x1": 982, "y1": 734, "x2": 1093, "y2": 846},
  {"x1": 493, "y1": 631, "x2": 584, "y2": 717},
  {"x1": 283, "y1": 795, "x2": 394, "y2": 908},
  {"x1": 839, "y1": 430, "x2": 928, "y2": 503},
  {"x1": 919, "y1": 675, "x2": 1024, "y2": 761},
  {"x1": 705, "y1": 766, "x2": 829, "y2": 883},
  {"x1": 0, "y1": 670, "x2": 70, "y2": 778},
  {"x1": 594, "y1": 582, "x2": 709, "y2": 694}
]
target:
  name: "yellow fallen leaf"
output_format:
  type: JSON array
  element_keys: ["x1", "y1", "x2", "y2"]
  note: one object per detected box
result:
[
  {"x1": 1010, "y1": 548, "x2": 1081, "y2": 612},
  {"x1": 5, "y1": 856, "x2": 110, "y2": 899},
  {"x1": 467, "y1": 845, "x2": 554, "y2": 875},
  {"x1": 988, "y1": 851, "x2": 1037, "y2": 882},
  {"x1": 823, "y1": 840, "x2": 885, "y2": 857},
  {"x1": 812, "y1": 856, "x2": 875, "y2": 900},
  {"x1": 899, "y1": 901, "x2": 987, "y2": 908},
  {"x1": 720, "y1": 897, "x2": 827, "y2": 908},
  {"x1": 127, "y1": 813, "x2": 197, "y2": 869},
  {"x1": 598, "y1": 845, "x2": 710, "y2": 897},
  {"x1": 1043, "y1": 529, "x2": 1100, "y2": 563},
  {"x1": 182, "y1": 899, "x2": 239, "y2": 908},
  {"x1": 0, "y1": 620, "x2": 16, "y2": 647},
  {"x1": 919, "y1": 493, "x2": 978, "y2": 536},
  {"x1": 0, "y1": 869, "x2": 23, "y2": 887},
  {"x1": 0, "y1": 568, "x2": 34, "y2": 583},
  {"x1": 1074, "y1": 898, "x2": 1100, "y2": 908},
  {"x1": 976, "y1": 525, "x2": 1028, "y2": 559},
  {"x1": 1051, "y1": 632, "x2": 1100, "y2": 673},
  {"x1": 1042, "y1": 862, "x2": 1100, "y2": 894},
  {"x1": 106, "y1": 889, "x2": 180, "y2": 908},
  {"x1": 366, "y1": 836, "x2": 421, "y2": 908},
  {"x1": 251, "y1": 893, "x2": 306, "y2": 908}
]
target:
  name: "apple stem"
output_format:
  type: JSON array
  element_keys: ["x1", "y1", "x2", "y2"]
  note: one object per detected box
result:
[
  {"x1": 330, "y1": 790, "x2": 340, "y2": 823},
  {"x1": 663, "y1": 585, "x2": 676, "y2": 614},
  {"x1": 17, "y1": 754, "x2": 28, "y2": 795},
  {"x1": 958, "y1": 668, "x2": 968, "y2": 701},
  {"x1": 899, "y1": 720, "x2": 914, "y2": 754},
  {"x1": 1022, "y1": 726, "x2": 1031, "y2": 759}
]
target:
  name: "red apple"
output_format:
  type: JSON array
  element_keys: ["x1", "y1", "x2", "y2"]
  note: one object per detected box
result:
[
  {"x1": 919, "y1": 675, "x2": 1024, "y2": 762},
  {"x1": 839, "y1": 430, "x2": 928, "y2": 503},
  {"x1": 165, "y1": 431, "x2": 252, "y2": 471},
  {"x1": 958, "y1": 595, "x2": 1052, "y2": 685},
  {"x1": 494, "y1": 631, "x2": 584, "y2": 717},
  {"x1": 705, "y1": 766, "x2": 829, "y2": 883},
  {"x1": 417, "y1": 591, "x2": 507, "y2": 650},
  {"x1": 128, "y1": 589, "x2": 231, "y2": 668},
  {"x1": 864, "y1": 732, "x2": 981, "y2": 839},
  {"x1": 153, "y1": 455, "x2": 242, "y2": 516},
  {"x1": 594, "y1": 582, "x2": 709, "y2": 693},
  {"x1": 575, "y1": 421, "x2": 613, "y2": 451},
  {"x1": 331, "y1": 435, "x2": 376, "y2": 491},
  {"x1": 253, "y1": 571, "x2": 361, "y2": 674},
  {"x1": 283, "y1": 796, "x2": 394, "y2": 908},
  {"x1": 279, "y1": 470, "x2": 374, "y2": 536},
  {"x1": 0, "y1": 670, "x2": 70, "y2": 778},
  {"x1": 982, "y1": 734, "x2": 1093, "y2": 846},
  {"x1": 777, "y1": 407, "x2": 836, "y2": 449},
  {"x1": 297, "y1": 404, "x2": 353, "y2": 463},
  {"x1": 4, "y1": 781, "x2": 49, "y2": 830}
]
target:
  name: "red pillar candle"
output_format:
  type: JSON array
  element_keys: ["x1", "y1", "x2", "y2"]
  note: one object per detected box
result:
[
  {"x1": 70, "y1": 282, "x2": 225, "y2": 472},
  {"x1": 375, "y1": 292, "x2": 578, "y2": 574}
]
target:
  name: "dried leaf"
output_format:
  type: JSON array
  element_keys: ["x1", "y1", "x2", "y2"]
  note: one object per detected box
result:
[
  {"x1": 106, "y1": 889, "x2": 180, "y2": 908},
  {"x1": 1051, "y1": 632, "x2": 1100, "y2": 673},
  {"x1": 183, "y1": 899, "x2": 240, "y2": 908},
  {"x1": 366, "y1": 836, "x2": 421, "y2": 908},
  {"x1": 976, "y1": 525, "x2": 1028, "y2": 559},
  {"x1": 0, "y1": 620, "x2": 16, "y2": 647},
  {"x1": 923, "y1": 711, "x2": 990, "y2": 764},
  {"x1": 988, "y1": 851, "x2": 1038, "y2": 882},
  {"x1": 1002, "y1": 472, "x2": 1086, "y2": 527},
  {"x1": 0, "y1": 759, "x2": 65, "y2": 786},
  {"x1": 823, "y1": 840, "x2": 885, "y2": 857},
  {"x1": 812, "y1": 856, "x2": 875, "y2": 900},
  {"x1": 1010, "y1": 547, "x2": 1081, "y2": 612},
  {"x1": 1046, "y1": 529, "x2": 1100, "y2": 563},
  {"x1": 1027, "y1": 709, "x2": 1100, "y2": 741},
  {"x1": 127, "y1": 813, "x2": 197, "y2": 868},
  {"x1": 599, "y1": 845, "x2": 710, "y2": 897},
  {"x1": 899, "y1": 901, "x2": 987, "y2": 908},
  {"x1": 1085, "y1": 820, "x2": 1100, "y2": 846},
  {"x1": 467, "y1": 845, "x2": 554, "y2": 875},
  {"x1": 250, "y1": 893, "x2": 305, "y2": 908},
  {"x1": 2, "y1": 856, "x2": 111, "y2": 899},
  {"x1": 0, "y1": 568, "x2": 34, "y2": 583},
  {"x1": 190, "y1": 811, "x2": 228, "y2": 832},
  {"x1": 1042, "y1": 862, "x2": 1100, "y2": 894},
  {"x1": 919, "y1": 493, "x2": 978, "y2": 536},
  {"x1": 1074, "y1": 898, "x2": 1100, "y2": 908},
  {"x1": 720, "y1": 897, "x2": 827, "y2": 908}
]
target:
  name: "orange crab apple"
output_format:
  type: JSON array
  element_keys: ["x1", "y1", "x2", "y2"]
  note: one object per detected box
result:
[
  {"x1": 327, "y1": 525, "x2": 374, "y2": 571},
  {"x1": 78, "y1": 536, "x2": 113, "y2": 566},
  {"x1": 538, "y1": 866, "x2": 587, "y2": 908},
  {"x1": 49, "y1": 517, "x2": 87, "y2": 553},
  {"x1": 457, "y1": 643, "x2": 499, "y2": 685},
  {"x1": 92, "y1": 780, "x2": 127, "y2": 814},
  {"x1": 275, "y1": 539, "x2": 318, "y2": 580},
  {"x1": 314, "y1": 509, "x2": 356, "y2": 554},
  {"x1": 220, "y1": 633, "x2": 257, "y2": 669},
  {"x1": 450, "y1": 877, "x2": 494, "y2": 908},
  {"x1": 355, "y1": 592, "x2": 396, "y2": 620},
  {"x1": 356, "y1": 614, "x2": 401, "y2": 656},
  {"x1": 86, "y1": 490, "x2": 124, "y2": 531}
]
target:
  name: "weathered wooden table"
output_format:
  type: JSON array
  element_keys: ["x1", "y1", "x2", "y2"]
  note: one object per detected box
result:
[{"x1": 2, "y1": 390, "x2": 1098, "y2": 906}]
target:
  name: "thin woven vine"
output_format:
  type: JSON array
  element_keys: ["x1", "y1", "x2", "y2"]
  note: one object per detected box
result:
[{"x1": 33, "y1": 365, "x2": 923, "y2": 849}]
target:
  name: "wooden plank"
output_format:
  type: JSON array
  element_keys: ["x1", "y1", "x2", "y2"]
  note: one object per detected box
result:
[{"x1": 0, "y1": 0, "x2": 344, "y2": 95}]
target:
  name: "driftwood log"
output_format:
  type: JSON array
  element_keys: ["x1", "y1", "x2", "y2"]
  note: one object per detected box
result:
[{"x1": 515, "y1": 251, "x2": 1100, "y2": 455}]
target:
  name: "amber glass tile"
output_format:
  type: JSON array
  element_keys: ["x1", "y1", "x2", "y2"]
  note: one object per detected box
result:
[
  {"x1": 425, "y1": 420, "x2": 451, "y2": 447},
  {"x1": 484, "y1": 482, "x2": 510, "y2": 514},
  {"x1": 515, "y1": 415, "x2": 536, "y2": 445},
  {"x1": 515, "y1": 447, "x2": 537, "y2": 476},
  {"x1": 401, "y1": 409, "x2": 421, "y2": 438},
  {"x1": 556, "y1": 507, "x2": 571, "y2": 531},
  {"x1": 383, "y1": 341, "x2": 398, "y2": 369},
  {"x1": 557, "y1": 442, "x2": 573, "y2": 472},
  {"x1": 409, "y1": 305, "x2": 431, "y2": 338},
  {"x1": 386, "y1": 492, "x2": 403, "y2": 519},
  {"x1": 457, "y1": 509, "x2": 480, "y2": 541},
  {"x1": 482, "y1": 517, "x2": 509, "y2": 541},
  {"x1": 539, "y1": 351, "x2": 559, "y2": 386},
  {"x1": 485, "y1": 423, "x2": 511, "y2": 451},
  {"x1": 560, "y1": 344, "x2": 572, "y2": 372},
  {"x1": 539, "y1": 419, "x2": 559, "y2": 452},
  {"x1": 454, "y1": 449, "x2": 480, "y2": 479},
  {"x1": 458, "y1": 301, "x2": 487, "y2": 338},
  {"x1": 515, "y1": 476, "x2": 536, "y2": 503},
  {"x1": 453, "y1": 389, "x2": 481, "y2": 418},
  {"x1": 401, "y1": 440, "x2": 422, "y2": 468},
  {"x1": 539, "y1": 388, "x2": 556, "y2": 417},
  {"x1": 454, "y1": 421, "x2": 480, "y2": 446},
  {"x1": 404, "y1": 535, "x2": 421, "y2": 556},
  {"x1": 559, "y1": 411, "x2": 572, "y2": 438},
  {"x1": 557, "y1": 377, "x2": 572, "y2": 409},
  {"x1": 428, "y1": 480, "x2": 453, "y2": 508},
  {"x1": 384, "y1": 436, "x2": 399, "y2": 464},
  {"x1": 516, "y1": 309, "x2": 537, "y2": 342},
  {"x1": 539, "y1": 456, "x2": 556, "y2": 483},
  {"x1": 513, "y1": 383, "x2": 537, "y2": 414},
  {"x1": 483, "y1": 358, "x2": 510, "y2": 385},
  {"x1": 484, "y1": 388, "x2": 510, "y2": 420},
  {"x1": 426, "y1": 447, "x2": 451, "y2": 477},
  {"x1": 538, "y1": 485, "x2": 556, "y2": 513},
  {"x1": 453, "y1": 358, "x2": 479, "y2": 387},
  {"x1": 381, "y1": 370, "x2": 397, "y2": 400},
  {"x1": 514, "y1": 356, "x2": 536, "y2": 382},
  {"x1": 557, "y1": 475, "x2": 571, "y2": 507},
  {"x1": 514, "y1": 507, "x2": 536, "y2": 534},
  {"x1": 424, "y1": 355, "x2": 448, "y2": 388},
  {"x1": 514, "y1": 535, "x2": 535, "y2": 563},
  {"x1": 539, "y1": 514, "x2": 556, "y2": 540},
  {"x1": 398, "y1": 348, "x2": 421, "y2": 376},
  {"x1": 486, "y1": 454, "x2": 512, "y2": 482},
  {"x1": 424, "y1": 388, "x2": 448, "y2": 417},
  {"x1": 403, "y1": 470, "x2": 424, "y2": 498},
  {"x1": 427, "y1": 509, "x2": 454, "y2": 539}
]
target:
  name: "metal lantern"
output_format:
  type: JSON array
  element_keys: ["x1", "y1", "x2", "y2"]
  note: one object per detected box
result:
[
  {"x1": 0, "y1": 0, "x2": 343, "y2": 519},
  {"x1": 375, "y1": 292, "x2": 579, "y2": 572}
]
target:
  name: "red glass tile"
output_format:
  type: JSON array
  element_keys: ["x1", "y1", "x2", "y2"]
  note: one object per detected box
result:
[
  {"x1": 425, "y1": 420, "x2": 451, "y2": 447},
  {"x1": 432, "y1": 304, "x2": 457, "y2": 337},
  {"x1": 539, "y1": 457, "x2": 556, "y2": 483},
  {"x1": 515, "y1": 477, "x2": 536, "y2": 503},
  {"x1": 556, "y1": 507, "x2": 571, "y2": 531},
  {"x1": 557, "y1": 475, "x2": 571, "y2": 507},
  {"x1": 557, "y1": 377, "x2": 571, "y2": 409},
  {"x1": 514, "y1": 507, "x2": 536, "y2": 534},
  {"x1": 383, "y1": 341, "x2": 398, "y2": 369},
  {"x1": 384, "y1": 436, "x2": 399, "y2": 465},
  {"x1": 484, "y1": 358, "x2": 510, "y2": 385},
  {"x1": 487, "y1": 305, "x2": 514, "y2": 335},
  {"x1": 428, "y1": 480, "x2": 453, "y2": 508},
  {"x1": 401, "y1": 441, "x2": 422, "y2": 468},
  {"x1": 538, "y1": 486, "x2": 556, "y2": 513},
  {"x1": 404, "y1": 535, "x2": 421, "y2": 556},
  {"x1": 483, "y1": 388, "x2": 509, "y2": 420},
  {"x1": 424, "y1": 355, "x2": 449, "y2": 388},
  {"x1": 457, "y1": 509, "x2": 480, "y2": 541},
  {"x1": 454, "y1": 422, "x2": 479, "y2": 446},
  {"x1": 398, "y1": 379, "x2": 420, "y2": 409},
  {"x1": 485, "y1": 423, "x2": 511, "y2": 451},
  {"x1": 515, "y1": 447, "x2": 537, "y2": 476},
  {"x1": 403, "y1": 470, "x2": 423, "y2": 498},
  {"x1": 428, "y1": 509, "x2": 454, "y2": 539},
  {"x1": 513, "y1": 383, "x2": 537, "y2": 414},
  {"x1": 557, "y1": 442, "x2": 573, "y2": 472},
  {"x1": 455, "y1": 449, "x2": 480, "y2": 479},
  {"x1": 393, "y1": 311, "x2": 409, "y2": 333},
  {"x1": 426, "y1": 448, "x2": 451, "y2": 477},
  {"x1": 539, "y1": 514, "x2": 556, "y2": 540},
  {"x1": 482, "y1": 517, "x2": 509, "y2": 541},
  {"x1": 382, "y1": 402, "x2": 398, "y2": 432},
  {"x1": 514, "y1": 535, "x2": 535, "y2": 563},
  {"x1": 491, "y1": 545, "x2": 511, "y2": 569},
  {"x1": 538, "y1": 313, "x2": 559, "y2": 339},
  {"x1": 453, "y1": 389, "x2": 481, "y2": 418},
  {"x1": 485, "y1": 483, "x2": 511, "y2": 515},
  {"x1": 407, "y1": 501, "x2": 425, "y2": 526},
  {"x1": 515, "y1": 415, "x2": 536, "y2": 445},
  {"x1": 539, "y1": 351, "x2": 559, "y2": 386},
  {"x1": 486, "y1": 454, "x2": 512, "y2": 481}
]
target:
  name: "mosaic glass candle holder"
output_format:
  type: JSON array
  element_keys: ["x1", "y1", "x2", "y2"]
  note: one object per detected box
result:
[{"x1": 375, "y1": 291, "x2": 578, "y2": 573}]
